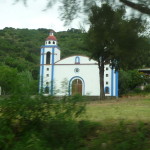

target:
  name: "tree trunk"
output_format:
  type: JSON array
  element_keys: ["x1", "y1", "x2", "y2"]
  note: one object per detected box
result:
[{"x1": 98, "y1": 59, "x2": 105, "y2": 100}]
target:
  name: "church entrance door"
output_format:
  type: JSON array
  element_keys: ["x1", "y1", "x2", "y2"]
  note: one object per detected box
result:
[{"x1": 72, "y1": 79, "x2": 82, "y2": 95}]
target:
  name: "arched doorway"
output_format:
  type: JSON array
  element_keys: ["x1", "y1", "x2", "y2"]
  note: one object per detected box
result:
[{"x1": 72, "y1": 79, "x2": 82, "y2": 95}]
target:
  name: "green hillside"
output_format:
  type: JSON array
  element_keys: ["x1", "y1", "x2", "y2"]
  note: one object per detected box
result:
[{"x1": 0, "y1": 27, "x2": 87, "y2": 79}]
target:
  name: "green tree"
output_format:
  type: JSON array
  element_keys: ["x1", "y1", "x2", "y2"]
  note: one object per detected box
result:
[
  {"x1": 13, "y1": 71, "x2": 38, "y2": 95},
  {"x1": 119, "y1": 70, "x2": 147, "y2": 95},
  {"x1": 0, "y1": 65, "x2": 18, "y2": 95},
  {"x1": 86, "y1": 4, "x2": 149, "y2": 99}
]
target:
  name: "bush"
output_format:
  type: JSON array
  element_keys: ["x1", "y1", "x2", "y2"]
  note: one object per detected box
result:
[
  {"x1": 0, "y1": 94, "x2": 86, "y2": 150},
  {"x1": 119, "y1": 70, "x2": 147, "y2": 95},
  {"x1": 144, "y1": 84, "x2": 150, "y2": 93}
]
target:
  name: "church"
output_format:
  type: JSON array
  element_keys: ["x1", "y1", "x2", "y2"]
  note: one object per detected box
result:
[{"x1": 39, "y1": 31, "x2": 118, "y2": 97}]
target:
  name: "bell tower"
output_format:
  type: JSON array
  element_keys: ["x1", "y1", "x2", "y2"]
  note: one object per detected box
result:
[{"x1": 39, "y1": 30, "x2": 60, "y2": 94}]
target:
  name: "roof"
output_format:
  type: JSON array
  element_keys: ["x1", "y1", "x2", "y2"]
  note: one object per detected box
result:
[
  {"x1": 46, "y1": 30, "x2": 57, "y2": 41},
  {"x1": 55, "y1": 55, "x2": 98, "y2": 65},
  {"x1": 139, "y1": 68, "x2": 150, "y2": 71},
  {"x1": 46, "y1": 35, "x2": 57, "y2": 41}
]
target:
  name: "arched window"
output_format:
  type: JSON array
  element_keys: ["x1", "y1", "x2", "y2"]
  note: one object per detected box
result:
[
  {"x1": 49, "y1": 41, "x2": 51, "y2": 44},
  {"x1": 72, "y1": 79, "x2": 82, "y2": 95},
  {"x1": 46, "y1": 52, "x2": 51, "y2": 64},
  {"x1": 105, "y1": 87, "x2": 109, "y2": 94},
  {"x1": 53, "y1": 41, "x2": 55, "y2": 44},
  {"x1": 75, "y1": 56, "x2": 80, "y2": 64}
]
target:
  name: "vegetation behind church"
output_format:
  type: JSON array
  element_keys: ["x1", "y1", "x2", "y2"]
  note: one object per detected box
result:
[{"x1": 0, "y1": 27, "x2": 150, "y2": 95}]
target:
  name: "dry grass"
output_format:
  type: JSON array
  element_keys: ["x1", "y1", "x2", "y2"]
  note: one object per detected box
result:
[{"x1": 82, "y1": 95, "x2": 150, "y2": 122}]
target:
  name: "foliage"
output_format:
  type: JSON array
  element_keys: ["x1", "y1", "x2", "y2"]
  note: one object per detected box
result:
[
  {"x1": 86, "y1": 121, "x2": 150, "y2": 150},
  {"x1": 0, "y1": 65, "x2": 38, "y2": 95},
  {"x1": 119, "y1": 70, "x2": 147, "y2": 95},
  {"x1": 0, "y1": 65, "x2": 18, "y2": 94},
  {"x1": 15, "y1": 0, "x2": 150, "y2": 25},
  {"x1": 0, "y1": 28, "x2": 87, "y2": 81},
  {"x1": 56, "y1": 29, "x2": 89, "y2": 58},
  {"x1": 0, "y1": 94, "x2": 86, "y2": 150},
  {"x1": 87, "y1": 4, "x2": 149, "y2": 70},
  {"x1": 143, "y1": 84, "x2": 150, "y2": 93},
  {"x1": 1, "y1": 93, "x2": 150, "y2": 149},
  {"x1": 13, "y1": 71, "x2": 38, "y2": 95},
  {"x1": 85, "y1": 4, "x2": 149, "y2": 99}
]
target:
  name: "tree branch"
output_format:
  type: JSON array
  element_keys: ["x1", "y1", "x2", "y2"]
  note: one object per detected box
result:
[{"x1": 120, "y1": 0, "x2": 150, "y2": 15}]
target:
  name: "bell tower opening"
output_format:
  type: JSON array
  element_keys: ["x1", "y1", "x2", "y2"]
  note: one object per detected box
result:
[{"x1": 46, "y1": 52, "x2": 51, "y2": 64}]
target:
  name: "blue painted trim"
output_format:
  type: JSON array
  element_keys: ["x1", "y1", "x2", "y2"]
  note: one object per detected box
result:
[
  {"x1": 41, "y1": 48, "x2": 45, "y2": 92},
  {"x1": 75, "y1": 56, "x2": 80, "y2": 64},
  {"x1": 51, "y1": 47, "x2": 55, "y2": 95},
  {"x1": 39, "y1": 48, "x2": 42, "y2": 93},
  {"x1": 39, "y1": 66, "x2": 42, "y2": 93},
  {"x1": 68, "y1": 76, "x2": 85, "y2": 96},
  {"x1": 41, "y1": 45, "x2": 58, "y2": 48},
  {"x1": 116, "y1": 71, "x2": 119, "y2": 97},
  {"x1": 111, "y1": 69, "x2": 114, "y2": 96}
]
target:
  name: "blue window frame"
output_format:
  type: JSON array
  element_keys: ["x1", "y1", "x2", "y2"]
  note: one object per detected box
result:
[{"x1": 75, "y1": 56, "x2": 80, "y2": 64}]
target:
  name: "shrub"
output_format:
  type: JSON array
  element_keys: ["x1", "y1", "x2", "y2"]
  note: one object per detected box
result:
[
  {"x1": 144, "y1": 84, "x2": 150, "y2": 93},
  {"x1": 119, "y1": 70, "x2": 146, "y2": 95},
  {"x1": 0, "y1": 94, "x2": 85, "y2": 150}
]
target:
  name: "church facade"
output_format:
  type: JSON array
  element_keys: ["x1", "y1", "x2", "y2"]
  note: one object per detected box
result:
[{"x1": 39, "y1": 31, "x2": 118, "y2": 97}]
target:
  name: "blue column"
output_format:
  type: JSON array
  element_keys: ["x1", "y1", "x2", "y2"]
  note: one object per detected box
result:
[
  {"x1": 41, "y1": 48, "x2": 45, "y2": 92},
  {"x1": 51, "y1": 47, "x2": 55, "y2": 95},
  {"x1": 111, "y1": 69, "x2": 114, "y2": 96},
  {"x1": 115, "y1": 71, "x2": 119, "y2": 97}
]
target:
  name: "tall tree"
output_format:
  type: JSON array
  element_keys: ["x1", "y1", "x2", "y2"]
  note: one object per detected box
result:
[{"x1": 86, "y1": 4, "x2": 149, "y2": 99}]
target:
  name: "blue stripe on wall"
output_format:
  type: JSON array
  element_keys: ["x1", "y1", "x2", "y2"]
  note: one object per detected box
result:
[
  {"x1": 41, "y1": 48, "x2": 45, "y2": 92},
  {"x1": 41, "y1": 45, "x2": 58, "y2": 48},
  {"x1": 51, "y1": 47, "x2": 55, "y2": 95},
  {"x1": 111, "y1": 69, "x2": 114, "y2": 96},
  {"x1": 39, "y1": 48, "x2": 42, "y2": 93},
  {"x1": 116, "y1": 71, "x2": 119, "y2": 97}
]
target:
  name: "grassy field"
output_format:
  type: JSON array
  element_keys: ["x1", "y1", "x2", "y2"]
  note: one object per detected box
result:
[
  {"x1": 79, "y1": 95, "x2": 150, "y2": 150},
  {"x1": 0, "y1": 94, "x2": 150, "y2": 149},
  {"x1": 83, "y1": 95, "x2": 150, "y2": 122}
]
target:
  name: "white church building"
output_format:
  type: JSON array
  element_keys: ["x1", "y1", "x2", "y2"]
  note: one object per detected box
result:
[{"x1": 39, "y1": 31, "x2": 118, "y2": 97}]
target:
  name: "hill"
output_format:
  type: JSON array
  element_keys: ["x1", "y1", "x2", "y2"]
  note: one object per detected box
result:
[{"x1": 0, "y1": 27, "x2": 88, "y2": 79}]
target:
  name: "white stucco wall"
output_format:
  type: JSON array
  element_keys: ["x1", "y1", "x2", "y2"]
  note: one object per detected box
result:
[
  {"x1": 54, "y1": 64, "x2": 100, "y2": 96},
  {"x1": 40, "y1": 54, "x2": 118, "y2": 96}
]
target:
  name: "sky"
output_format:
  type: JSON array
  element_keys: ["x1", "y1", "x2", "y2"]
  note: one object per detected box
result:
[{"x1": 0, "y1": 0, "x2": 84, "y2": 32}]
